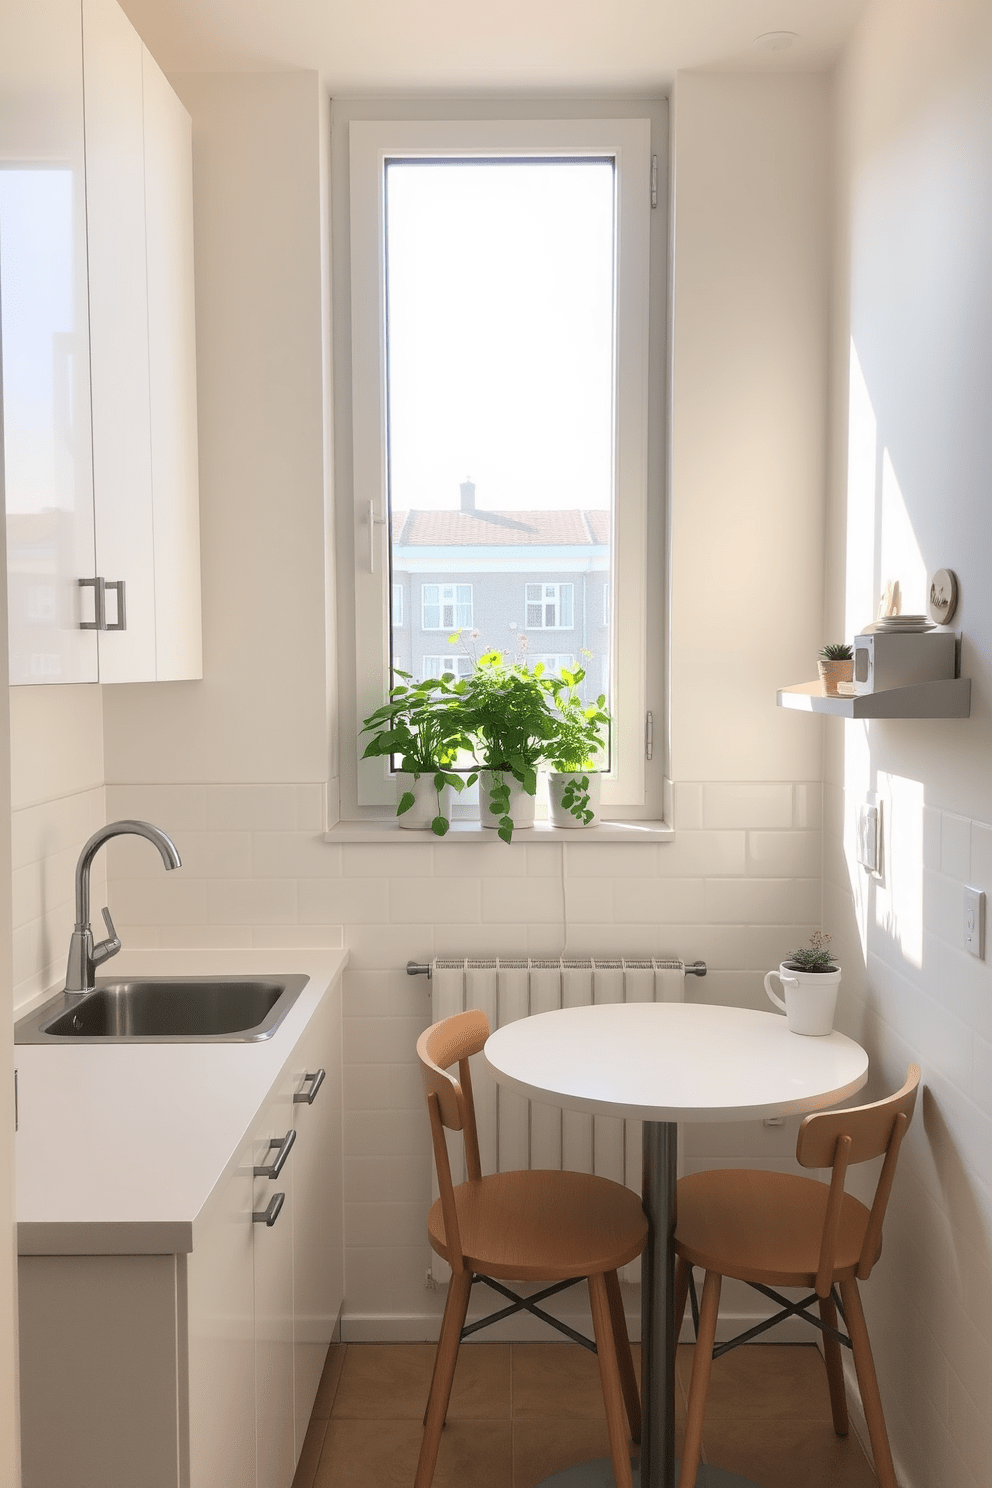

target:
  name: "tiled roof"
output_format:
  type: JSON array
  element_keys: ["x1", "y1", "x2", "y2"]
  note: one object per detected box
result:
[{"x1": 391, "y1": 508, "x2": 609, "y2": 546}]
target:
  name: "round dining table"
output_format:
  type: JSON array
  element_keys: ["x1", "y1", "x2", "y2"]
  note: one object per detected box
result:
[{"x1": 484, "y1": 1001, "x2": 869, "y2": 1488}]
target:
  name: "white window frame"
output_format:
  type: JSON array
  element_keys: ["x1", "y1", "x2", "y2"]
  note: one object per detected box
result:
[
  {"x1": 339, "y1": 104, "x2": 664, "y2": 816},
  {"x1": 526, "y1": 582, "x2": 574, "y2": 631},
  {"x1": 391, "y1": 583, "x2": 404, "y2": 628},
  {"x1": 421, "y1": 583, "x2": 472, "y2": 632}
]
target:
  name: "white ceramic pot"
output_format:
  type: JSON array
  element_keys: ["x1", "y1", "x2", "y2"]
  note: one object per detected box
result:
[
  {"x1": 764, "y1": 961, "x2": 841, "y2": 1036},
  {"x1": 396, "y1": 772, "x2": 454, "y2": 831},
  {"x1": 479, "y1": 769, "x2": 536, "y2": 831},
  {"x1": 548, "y1": 771, "x2": 601, "y2": 828}
]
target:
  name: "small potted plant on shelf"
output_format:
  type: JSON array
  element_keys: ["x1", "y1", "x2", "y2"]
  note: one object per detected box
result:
[
  {"x1": 543, "y1": 666, "x2": 611, "y2": 828},
  {"x1": 360, "y1": 672, "x2": 477, "y2": 835},
  {"x1": 459, "y1": 650, "x2": 558, "y2": 842},
  {"x1": 817, "y1": 642, "x2": 854, "y2": 697}
]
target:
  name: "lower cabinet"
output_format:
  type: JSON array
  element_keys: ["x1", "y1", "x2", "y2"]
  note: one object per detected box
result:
[{"x1": 18, "y1": 984, "x2": 343, "y2": 1488}]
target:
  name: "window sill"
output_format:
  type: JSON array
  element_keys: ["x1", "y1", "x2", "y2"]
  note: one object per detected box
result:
[{"x1": 324, "y1": 819, "x2": 674, "y2": 844}]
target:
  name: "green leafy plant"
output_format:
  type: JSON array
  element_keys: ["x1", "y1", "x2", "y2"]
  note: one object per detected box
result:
[
  {"x1": 361, "y1": 672, "x2": 477, "y2": 836},
  {"x1": 459, "y1": 651, "x2": 559, "y2": 842},
  {"x1": 818, "y1": 643, "x2": 853, "y2": 661},
  {"x1": 544, "y1": 666, "x2": 611, "y2": 825},
  {"x1": 785, "y1": 931, "x2": 838, "y2": 973}
]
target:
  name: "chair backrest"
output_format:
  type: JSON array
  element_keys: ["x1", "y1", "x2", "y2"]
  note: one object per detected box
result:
[
  {"x1": 796, "y1": 1064, "x2": 920, "y2": 1292},
  {"x1": 416, "y1": 1010, "x2": 491, "y2": 1274}
]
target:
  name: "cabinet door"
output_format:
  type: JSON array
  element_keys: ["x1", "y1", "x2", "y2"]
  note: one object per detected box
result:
[
  {"x1": 1, "y1": 0, "x2": 98, "y2": 684},
  {"x1": 186, "y1": 1142, "x2": 256, "y2": 1488},
  {"x1": 142, "y1": 49, "x2": 202, "y2": 681},
  {"x1": 81, "y1": 0, "x2": 157, "y2": 682},
  {"x1": 253, "y1": 1071, "x2": 297, "y2": 1488},
  {"x1": 290, "y1": 986, "x2": 344, "y2": 1450}
]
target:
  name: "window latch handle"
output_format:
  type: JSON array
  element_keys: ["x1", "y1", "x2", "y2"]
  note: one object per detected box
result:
[{"x1": 368, "y1": 499, "x2": 387, "y2": 573}]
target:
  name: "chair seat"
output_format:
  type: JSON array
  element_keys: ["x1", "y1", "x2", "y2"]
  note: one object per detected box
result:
[
  {"x1": 675, "y1": 1169, "x2": 876, "y2": 1287},
  {"x1": 429, "y1": 1168, "x2": 648, "y2": 1281}
]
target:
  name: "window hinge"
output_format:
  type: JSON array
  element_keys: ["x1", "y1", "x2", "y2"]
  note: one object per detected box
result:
[
  {"x1": 650, "y1": 155, "x2": 658, "y2": 209},
  {"x1": 645, "y1": 710, "x2": 654, "y2": 761}
]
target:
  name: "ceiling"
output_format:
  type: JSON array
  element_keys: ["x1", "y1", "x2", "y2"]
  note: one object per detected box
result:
[{"x1": 118, "y1": 0, "x2": 869, "y2": 92}]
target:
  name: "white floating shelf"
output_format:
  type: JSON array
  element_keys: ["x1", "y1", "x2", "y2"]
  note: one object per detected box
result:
[{"x1": 777, "y1": 678, "x2": 971, "y2": 719}]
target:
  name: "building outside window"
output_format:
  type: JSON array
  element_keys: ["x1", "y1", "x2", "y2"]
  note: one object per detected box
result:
[
  {"x1": 391, "y1": 583, "x2": 404, "y2": 627},
  {"x1": 422, "y1": 654, "x2": 473, "y2": 679},
  {"x1": 421, "y1": 582, "x2": 472, "y2": 631},
  {"x1": 526, "y1": 582, "x2": 574, "y2": 629}
]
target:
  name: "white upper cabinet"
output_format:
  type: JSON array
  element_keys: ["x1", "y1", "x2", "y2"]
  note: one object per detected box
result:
[
  {"x1": 1, "y1": 0, "x2": 99, "y2": 684},
  {"x1": 81, "y1": 0, "x2": 202, "y2": 683},
  {"x1": 1, "y1": 0, "x2": 202, "y2": 685}
]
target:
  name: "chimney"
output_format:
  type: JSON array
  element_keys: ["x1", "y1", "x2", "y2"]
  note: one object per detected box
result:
[{"x1": 459, "y1": 478, "x2": 476, "y2": 513}]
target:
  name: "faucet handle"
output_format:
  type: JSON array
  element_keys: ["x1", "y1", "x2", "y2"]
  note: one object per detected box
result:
[{"x1": 92, "y1": 906, "x2": 122, "y2": 966}]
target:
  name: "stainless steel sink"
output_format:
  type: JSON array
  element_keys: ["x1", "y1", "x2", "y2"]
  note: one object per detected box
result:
[{"x1": 14, "y1": 974, "x2": 310, "y2": 1044}]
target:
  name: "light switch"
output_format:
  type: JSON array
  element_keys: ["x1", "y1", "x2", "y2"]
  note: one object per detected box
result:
[
  {"x1": 964, "y1": 887, "x2": 985, "y2": 959},
  {"x1": 857, "y1": 803, "x2": 880, "y2": 875}
]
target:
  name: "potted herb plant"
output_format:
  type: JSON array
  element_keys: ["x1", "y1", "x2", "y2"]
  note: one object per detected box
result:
[
  {"x1": 360, "y1": 672, "x2": 477, "y2": 835},
  {"x1": 817, "y1": 643, "x2": 854, "y2": 697},
  {"x1": 764, "y1": 932, "x2": 842, "y2": 1036},
  {"x1": 544, "y1": 666, "x2": 611, "y2": 828},
  {"x1": 459, "y1": 651, "x2": 558, "y2": 842}
]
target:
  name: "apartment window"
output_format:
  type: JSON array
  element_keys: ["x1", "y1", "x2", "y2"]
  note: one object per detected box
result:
[
  {"x1": 339, "y1": 105, "x2": 665, "y2": 815},
  {"x1": 392, "y1": 584, "x2": 404, "y2": 627},
  {"x1": 526, "y1": 583, "x2": 574, "y2": 630},
  {"x1": 529, "y1": 653, "x2": 575, "y2": 678},
  {"x1": 422, "y1": 655, "x2": 473, "y2": 680},
  {"x1": 422, "y1": 583, "x2": 472, "y2": 631}
]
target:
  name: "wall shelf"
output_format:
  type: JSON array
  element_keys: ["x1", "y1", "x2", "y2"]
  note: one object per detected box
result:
[{"x1": 776, "y1": 678, "x2": 971, "y2": 719}]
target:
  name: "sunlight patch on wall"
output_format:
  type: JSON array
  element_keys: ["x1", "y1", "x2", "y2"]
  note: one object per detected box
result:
[
  {"x1": 876, "y1": 771, "x2": 924, "y2": 971},
  {"x1": 843, "y1": 720, "x2": 872, "y2": 961}
]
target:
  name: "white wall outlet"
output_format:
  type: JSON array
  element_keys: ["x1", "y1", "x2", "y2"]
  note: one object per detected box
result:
[
  {"x1": 964, "y1": 887, "x2": 986, "y2": 959},
  {"x1": 857, "y1": 802, "x2": 880, "y2": 874}
]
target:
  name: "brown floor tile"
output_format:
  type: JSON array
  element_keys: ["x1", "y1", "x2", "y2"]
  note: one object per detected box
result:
[
  {"x1": 512, "y1": 1417, "x2": 621, "y2": 1488},
  {"x1": 702, "y1": 1417, "x2": 878, "y2": 1487},
  {"x1": 331, "y1": 1341, "x2": 511, "y2": 1421},
  {"x1": 433, "y1": 1420, "x2": 514, "y2": 1488},
  {"x1": 312, "y1": 1418, "x2": 422, "y2": 1488},
  {"x1": 311, "y1": 1343, "x2": 347, "y2": 1419},
  {"x1": 511, "y1": 1343, "x2": 609, "y2": 1420},
  {"x1": 291, "y1": 1414, "x2": 329, "y2": 1488},
  {"x1": 677, "y1": 1342, "x2": 834, "y2": 1422}
]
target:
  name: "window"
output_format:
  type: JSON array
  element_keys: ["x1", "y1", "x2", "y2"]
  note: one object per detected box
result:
[
  {"x1": 422, "y1": 583, "x2": 472, "y2": 631},
  {"x1": 392, "y1": 584, "x2": 404, "y2": 627},
  {"x1": 528, "y1": 654, "x2": 575, "y2": 678},
  {"x1": 338, "y1": 104, "x2": 666, "y2": 816},
  {"x1": 422, "y1": 655, "x2": 473, "y2": 680},
  {"x1": 526, "y1": 583, "x2": 574, "y2": 630}
]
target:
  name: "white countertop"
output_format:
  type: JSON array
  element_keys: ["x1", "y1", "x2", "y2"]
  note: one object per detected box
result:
[
  {"x1": 14, "y1": 948, "x2": 348, "y2": 1257},
  {"x1": 484, "y1": 1002, "x2": 869, "y2": 1123}
]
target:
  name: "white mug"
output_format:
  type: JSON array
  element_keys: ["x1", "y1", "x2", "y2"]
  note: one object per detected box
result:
[{"x1": 764, "y1": 962, "x2": 841, "y2": 1037}]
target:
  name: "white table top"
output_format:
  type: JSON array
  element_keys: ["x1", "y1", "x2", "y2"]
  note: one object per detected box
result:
[{"x1": 484, "y1": 1002, "x2": 869, "y2": 1123}]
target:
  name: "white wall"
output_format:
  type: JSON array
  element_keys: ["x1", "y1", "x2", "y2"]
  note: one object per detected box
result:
[
  {"x1": 826, "y1": 1, "x2": 992, "y2": 1483},
  {"x1": 98, "y1": 70, "x2": 833, "y2": 1339}
]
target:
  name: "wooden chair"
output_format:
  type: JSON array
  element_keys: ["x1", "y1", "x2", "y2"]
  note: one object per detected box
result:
[
  {"x1": 416, "y1": 1009, "x2": 648, "y2": 1488},
  {"x1": 673, "y1": 1065, "x2": 920, "y2": 1488}
]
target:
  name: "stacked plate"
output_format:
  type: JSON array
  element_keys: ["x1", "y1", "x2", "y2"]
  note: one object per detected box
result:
[{"x1": 870, "y1": 614, "x2": 934, "y2": 634}]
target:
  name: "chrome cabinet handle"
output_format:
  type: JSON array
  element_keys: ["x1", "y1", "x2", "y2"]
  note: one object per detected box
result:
[
  {"x1": 104, "y1": 579, "x2": 126, "y2": 631},
  {"x1": 253, "y1": 1192, "x2": 285, "y2": 1227},
  {"x1": 78, "y1": 576, "x2": 106, "y2": 630},
  {"x1": 293, "y1": 1069, "x2": 325, "y2": 1105},
  {"x1": 253, "y1": 1128, "x2": 296, "y2": 1179}
]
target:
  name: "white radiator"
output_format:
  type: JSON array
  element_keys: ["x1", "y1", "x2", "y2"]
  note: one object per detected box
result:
[{"x1": 427, "y1": 956, "x2": 688, "y2": 1285}]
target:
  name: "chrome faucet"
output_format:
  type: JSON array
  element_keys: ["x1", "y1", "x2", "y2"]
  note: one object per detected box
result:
[{"x1": 65, "y1": 820, "x2": 182, "y2": 994}]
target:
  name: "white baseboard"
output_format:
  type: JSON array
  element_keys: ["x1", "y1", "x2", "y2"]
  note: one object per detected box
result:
[{"x1": 341, "y1": 1307, "x2": 818, "y2": 1346}]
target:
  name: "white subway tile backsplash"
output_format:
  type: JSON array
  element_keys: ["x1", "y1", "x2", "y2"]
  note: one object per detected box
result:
[
  {"x1": 298, "y1": 877, "x2": 389, "y2": 925},
  {"x1": 206, "y1": 784, "x2": 305, "y2": 832},
  {"x1": 655, "y1": 831, "x2": 746, "y2": 878},
  {"x1": 615, "y1": 876, "x2": 704, "y2": 925},
  {"x1": 158, "y1": 922, "x2": 253, "y2": 948},
  {"x1": 389, "y1": 875, "x2": 481, "y2": 926},
  {"x1": 792, "y1": 782, "x2": 822, "y2": 830},
  {"x1": 344, "y1": 1063, "x2": 424, "y2": 1112},
  {"x1": 344, "y1": 1155, "x2": 432, "y2": 1205},
  {"x1": 704, "y1": 877, "x2": 795, "y2": 925},
  {"x1": 109, "y1": 873, "x2": 209, "y2": 926},
  {"x1": 206, "y1": 877, "x2": 297, "y2": 925},
  {"x1": 971, "y1": 822, "x2": 992, "y2": 888},
  {"x1": 565, "y1": 843, "x2": 660, "y2": 877},
  {"x1": 702, "y1": 782, "x2": 793, "y2": 830},
  {"x1": 345, "y1": 1014, "x2": 430, "y2": 1069},
  {"x1": 345, "y1": 923, "x2": 433, "y2": 971},
  {"x1": 942, "y1": 813, "x2": 973, "y2": 881},
  {"x1": 344, "y1": 1201, "x2": 427, "y2": 1251},
  {"x1": 746, "y1": 830, "x2": 821, "y2": 877},
  {"x1": 342, "y1": 842, "x2": 434, "y2": 879},
  {"x1": 343, "y1": 1107, "x2": 430, "y2": 1159},
  {"x1": 110, "y1": 830, "x2": 253, "y2": 879},
  {"x1": 432, "y1": 921, "x2": 538, "y2": 959},
  {"x1": 252, "y1": 923, "x2": 343, "y2": 948},
  {"x1": 250, "y1": 832, "x2": 341, "y2": 879},
  {"x1": 478, "y1": 876, "x2": 561, "y2": 925},
  {"x1": 671, "y1": 780, "x2": 703, "y2": 830},
  {"x1": 431, "y1": 841, "x2": 521, "y2": 878},
  {"x1": 105, "y1": 783, "x2": 208, "y2": 832}
]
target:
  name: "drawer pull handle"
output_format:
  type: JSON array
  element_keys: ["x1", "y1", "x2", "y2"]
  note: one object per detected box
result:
[
  {"x1": 293, "y1": 1068, "x2": 326, "y2": 1105},
  {"x1": 253, "y1": 1192, "x2": 285, "y2": 1227},
  {"x1": 253, "y1": 1128, "x2": 296, "y2": 1179}
]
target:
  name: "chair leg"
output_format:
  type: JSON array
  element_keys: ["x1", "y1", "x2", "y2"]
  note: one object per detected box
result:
[
  {"x1": 415, "y1": 1267, "x2": 472, "y2": 1488},
  {"x1": 588, "y1": 1270, "x2": 633, "y2": 1488},
  {"x1": 679, "y1": 1269, "x2": 721, "y2": 1488},
  {"x1": 840, "y1": 1278, "x2": 897, "y2": 1488},
  {"x1": 818, "y1": 1291, "x2": 849, "y2": 1437},
  {"x1": 605, "y1": 1268, "x2": 641, "y2": 1445},
  {"x1": 675, "y1": 1254, "x2": 690, "y2": 1343}
]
